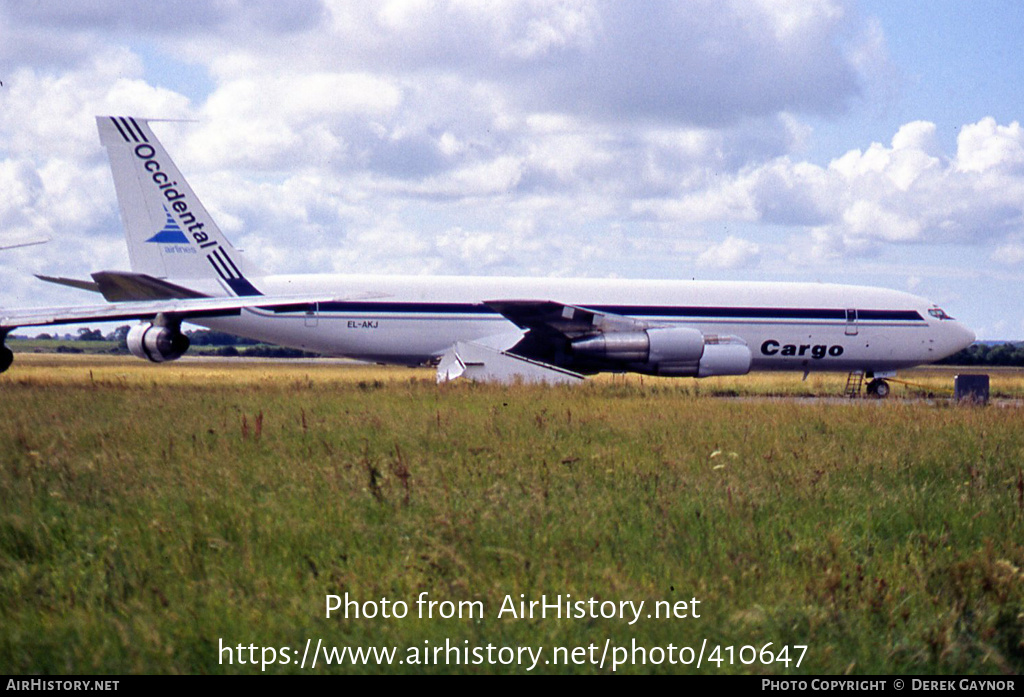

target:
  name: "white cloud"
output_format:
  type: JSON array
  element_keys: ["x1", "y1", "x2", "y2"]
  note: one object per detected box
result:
[
  {"x1": 992, "y1": 242, "x2": 1024, "y2": 266},
  {"x1": 697, "y1": 236, "x2": 762, "y2": 269},
  {"x1": 891, "y1": 120, "x2": 939, "y2": 153},
  {"x1": 154, "y1": 1, "x2": 869, "y2": 128},
  {"x1": 0, "y1": 160, "x2": 49, "y2": 240},
  {"x1": 436, "y1": 227, "x2": 516, "y2": 269},
  {"x1": 0, "y1": 49, "x2": 190, "y2": 161},
  {"x1": 640, "y1": 117, "x2": 1024, "y2": 263},
  {"x1": 955, "y1": 117, "x2": 1024, "y2": 174},
  {"x1": 820, "y1": 117, "x2": 1024, "y2": 247}
]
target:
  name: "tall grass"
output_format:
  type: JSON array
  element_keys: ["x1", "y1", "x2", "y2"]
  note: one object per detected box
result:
[{"x1": 1, "y1": 356, "x2": 1022, "y2": 673}]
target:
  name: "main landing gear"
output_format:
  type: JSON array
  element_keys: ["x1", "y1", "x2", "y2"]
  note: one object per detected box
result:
[
  {"x1": 865, "y1": 378, "x2": 890, "y2": 398},
  {"x1": 845, "y1": 371, "x2": 892, "y2": 398}
]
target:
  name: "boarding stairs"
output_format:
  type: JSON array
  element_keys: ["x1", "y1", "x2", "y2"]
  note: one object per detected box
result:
[{"x1": 844, "y1": 371, "x2": 864, "y2": 398}]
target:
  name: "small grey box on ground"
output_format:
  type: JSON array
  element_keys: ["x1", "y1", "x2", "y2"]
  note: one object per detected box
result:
[{"x1": 954, "y1": 374, "x2": 989, "y2": 404}]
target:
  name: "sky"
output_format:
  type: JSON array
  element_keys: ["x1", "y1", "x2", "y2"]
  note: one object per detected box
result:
[{"x1": 1, "y1": 0, "x2": 1023, "y2": 339}]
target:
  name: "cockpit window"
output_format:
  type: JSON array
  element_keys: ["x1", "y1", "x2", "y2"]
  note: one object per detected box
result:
[{"x1": 928, "y1": 307, "x2": 954, "y2": 320}]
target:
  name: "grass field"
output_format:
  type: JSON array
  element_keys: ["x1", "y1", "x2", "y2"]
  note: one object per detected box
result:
[{"x1": 1, "y1": 355, "x2": 1022, "y2": 674}]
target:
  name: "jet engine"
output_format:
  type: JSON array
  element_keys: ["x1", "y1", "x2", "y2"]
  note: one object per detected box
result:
[
  {"x1": 688, "y1": 341, "x2": 752, "y2": 378},
  {"x1": 571, "y1": 327, "x2": 751, "y2": 377},
  {"x1": 127, "y1": 322, "x2": 190, "y2": 363}
]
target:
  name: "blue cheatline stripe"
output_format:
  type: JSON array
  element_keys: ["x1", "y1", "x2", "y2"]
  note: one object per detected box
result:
[
  {"x1": 126, "y1": 117, "x2": 148, "y2": 142},
  {"x1": 271, "y1": 301, "x2": 923, "y2": 322},
  {"x1": 857, "y1": 309, "x2": 922, "y2": 321},
  {"x1": 110, "y1": 116, "x2": 149, "y2": 144},
  {"x1": 110, "y1": 117, "x2": 131, "y2": 143},
  {"x1": 225, "y1": 277, "x2": 263, "y2": 297},
  {"x1": 596, "y1": 305, "x2": 924, "y2": 321},
  {"x1": 214, "y1": 248, "x2": 246, "y2": 280},
  {"x1": 205, "y1": 248, "x2": 263, "y2": 297}
]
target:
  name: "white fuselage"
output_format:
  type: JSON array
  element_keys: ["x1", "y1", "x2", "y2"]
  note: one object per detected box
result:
[{"x1": 188, "y1": 273, "x2": 975, "y2": 374}]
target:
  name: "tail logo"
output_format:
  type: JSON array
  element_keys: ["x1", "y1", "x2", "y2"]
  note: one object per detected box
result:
[{"x1": 145, "y1": 207, "x2": 190, "y2": 244}]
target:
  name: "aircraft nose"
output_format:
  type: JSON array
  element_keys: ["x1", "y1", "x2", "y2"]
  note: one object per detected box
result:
[
  {"x1": 948, "y1": 321, "x2": 976, "y2": 354},
  {"x1": 956, "y1": 322, "x2": 975, "y2": 350}
]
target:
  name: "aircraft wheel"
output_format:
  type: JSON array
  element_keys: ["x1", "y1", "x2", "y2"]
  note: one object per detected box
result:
[
  {"x1": 0, "y1": 346, "x2": 12, "y2": 373},
  {"x1": 867, "y1": 378, "x2": 890, "y2": 398}
]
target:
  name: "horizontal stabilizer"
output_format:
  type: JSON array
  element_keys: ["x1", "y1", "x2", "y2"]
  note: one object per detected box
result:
[
  {"x1": 36, "y1": 271, "x2": 207, "y2": 301},
  {"x1": 436, "y1": 340, "x2": 584, "y2": 385},
  {"x1": 90, "y1": 271, "x2": 208, "y2": 301},
  {"x1": 35, "y1": 275, "x2": 101, "y2": 293}
]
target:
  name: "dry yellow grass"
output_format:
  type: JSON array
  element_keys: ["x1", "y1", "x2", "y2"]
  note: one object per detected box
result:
[
  {"x1": 7, "y1": 352, "x2": 1023, "y2": 398},
  {"x1": 3, "y1": 353, "x2": 433, "y2": 388}
]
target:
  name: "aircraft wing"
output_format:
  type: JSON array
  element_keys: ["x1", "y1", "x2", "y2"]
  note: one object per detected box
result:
[
  {"x1": 485, "y1": 299, "x2": 648, "y2": 339},
  {"x1": 431, "y1": 299, "x2": 652, "y2": 384},
  {"x1": 459, "y1": 298, "x2": 752, "y2": 383},
  {"x1": 0, "y1": 294, "x2": 334, "y2": 332}
]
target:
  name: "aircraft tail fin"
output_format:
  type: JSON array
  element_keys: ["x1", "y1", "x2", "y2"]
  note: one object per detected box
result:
[{"x1": 96, "y1": 116, "x2": 262, "y2": 296}]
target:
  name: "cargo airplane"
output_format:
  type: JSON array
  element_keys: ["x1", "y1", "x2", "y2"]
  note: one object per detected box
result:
[{"x1": 0, "y1": 116, "x2": 975, "y2": 396}]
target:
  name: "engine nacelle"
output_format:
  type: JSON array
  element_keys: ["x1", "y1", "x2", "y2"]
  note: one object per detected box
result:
[
  {"x1": 572, "y1": 327, "x2": 751, "y2": 378},
  {"x1": 571, "y1": 331, "x2": 650, "y2": 362},
  {"x1": 127, "y1": 323, "x2": 190, "y2": 363},
  {"x1": 695, "y1": 342, "x2": 752, "y2": 377},
  {"x1": 571, "y1": 327, "x2": 706, "y2": 365}
]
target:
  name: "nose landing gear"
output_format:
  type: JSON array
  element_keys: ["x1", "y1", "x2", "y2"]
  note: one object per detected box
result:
[{"x1": 866, "y1": 378, "x2": 890, "y2": 398}]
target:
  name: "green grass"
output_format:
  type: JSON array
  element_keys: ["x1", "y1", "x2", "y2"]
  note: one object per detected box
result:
[
  {"x1": 8, "y1": 338, "x2": 116, "y2": 353},
  {"x1": 1, "y1": 356, "x2": 1022, "y2": 674}
]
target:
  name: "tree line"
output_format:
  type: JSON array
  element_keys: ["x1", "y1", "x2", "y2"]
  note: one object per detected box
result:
[
  {"x1": 27, "y1": 327, "x2": 320, "y2": 359},
  {"x1": 935, "y1": 342, "x2": 1024, "y2": 367}
]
